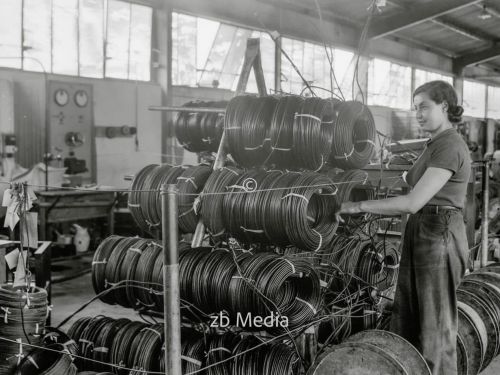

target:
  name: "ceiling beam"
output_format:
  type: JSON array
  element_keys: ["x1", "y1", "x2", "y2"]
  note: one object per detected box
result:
[
  {"x1": 431, "y1": 17, "x2": 493, "y2": 41},
  {"x1": 368, "y1": 0, "x2": 481, "y2": 39},
  {"x1": 453, "y1": 43, "x2": 500, "y2": 74}
]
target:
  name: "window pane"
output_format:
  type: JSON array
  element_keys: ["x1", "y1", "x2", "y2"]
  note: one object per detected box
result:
[
  {"x1": 487, "y1": 86, "x2": 500, "y2": 119},
  {"x1": 281, "y1": 38, "x2": 354, "y2": 99},
  {"x1": 368, "y1": 58, "x2": 412, "y2": 109},
  {"x1": 172, "y1": 12, "x2": 274, "y2": 92},
  {"x1": 79, "y1": 0, "x2": 104, "y2": 78},
  {"x1": 23, "y1": 0, "x2": 51, "y2": 72},
  {"x1": 414, "y1": 69, "x2": 453, "y2": 91},
  {"x1": 106, "y1": 0, "x2": 131, "y2": 79},
  {"x1": 463, "y1": 80, "x2": 486, "y2": 118},
  {"x1": 129, "y1": 4, "x2": 152, "y2": 81},
  {"x1": 52, "y1": 0, "x2": 78, "y2": 75},
  {"x1": 0, "y1": 0, "x2": 22, "y2": 68},
  {"x1": 172, "y1": 12, "x2": 197, "y2": 86}
]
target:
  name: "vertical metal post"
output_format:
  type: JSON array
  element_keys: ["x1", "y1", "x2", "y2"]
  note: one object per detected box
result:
[
  {"x1": 161, "y1": 183, "x2": 181, "y2": 375},
  {"x1": 481, "y1": 155, "x2": 492, "y2": 268}
]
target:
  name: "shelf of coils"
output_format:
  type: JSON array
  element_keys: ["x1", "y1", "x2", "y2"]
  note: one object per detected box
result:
[{"x1": 72, "y1": 90, "x2": 420, "y2": 375}]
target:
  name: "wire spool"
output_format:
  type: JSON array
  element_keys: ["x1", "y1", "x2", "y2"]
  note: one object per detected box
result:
[
  {"x1": 282, "y1": 172, "x2": 339, "y2": 251},
  {"x1": 205, "y1": 332, "x2": 240, "y2": 375},
  {"x1": 307, "y1": 341, "x2": 408, "y2": 375},
  {"x1": 223, "y1": 169, "x2": 264, "y2": 241},
  {"x1": 292, "y1": 98, "x2": 337, "y2": 171},
  {"x1": 109, "y1": 321, "x2": 147, "y2": 375},
  {"x1": 14, "y1": 343, "x2": 78, "y2": 375},
  {"x1": 269, "y1": 96, "x2": 304, "y2": 168},
  {"x1": 228, "y1": 252, "x2": 322, "y2": 334},
  {"x1": 457, "y1": 288, "x2": 499, "y2": 370},
  {"x1": 175, "y1": 101, "x2": 227, "y2": 153},
  {"x1": 457, "y1": 302, "x2": 487, "y2": 375},
  {"x1": 42, "y1": 327, "x2": 79, "y2": 357},
  {"x1": 91, "y1": 236, "x2": 125, "y2": 302},
  {"x1": 345, "y1": 330, "x2": 431, "y2": 375},
  {"x1": 91, "y1": 318, "x2": 130, "y2": 373},
  {"x1": 357, "y1": 241, "x2": 400, "y2": 293},
  {"x1": 128, "y1": 324, "x2": 164, "y2": 375},
  {"x1": 225, "y1": 96, "x2": 278, "y2": 168},
  {"x1": 330, "y1": 101, "x2": 376, "y2": 170},
  {"x1": 177, "y1": 164, "x2": 212, "y2": 233},
  {"x1": 261, "y1": 172, "x2": 301, "y2": 246},
  {"x1": 181, "y1": 337, "x2": 205, "y2": 374},
  {"x1": 77, "y1": 316, "x2": 115, "y2": 371},
  {"x1": 232, "y1": 336, "x2": 299, "y2": 375},
  {"x1": 132, "y1": 243, "x2": 162, "y2": 310},
  {"x1": 0, "y1": 284, "x2": 48, "y2": 374},
  {"x1": 459, "y1": 279, "x2": 500, "y2": 357},
  {"x1": 200, "y1": 166, "x2": 242, "y2": 239},
  {"x1": 125, "y1": 241, "x2": 161, "y2": 310},
  {"x1": 128, "y1": 164, "x2": 157, "y2": 234},
  {"x1": 139, "y1": 164, "x2": 170, "y2": 229}
]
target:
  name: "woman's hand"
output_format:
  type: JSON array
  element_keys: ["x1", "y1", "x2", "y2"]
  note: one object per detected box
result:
[{"x1": 335, "y1": 201, "x2": 362, "y2": 223}]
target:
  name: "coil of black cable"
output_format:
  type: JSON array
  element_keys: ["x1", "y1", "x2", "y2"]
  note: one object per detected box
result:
[
  {"x1": 225, "y1": 96, "x2": 278, "y2": 168},
  {"x1": 177, "y1": 164, "x2": 213, "y2": 233},
  {"x1": 282, "y1": 172, "x2": 339, "y2": 252},
  {"x1": 109, "y1": 321, "x2": 147, "y2": 375},
  {"x1": 205, "y1": 332, "x2": 240, "y2": 375},
  {"x1": 292, "y1": 97, "x2": 338, "y2": 171},
  {"x1": 133, "y1": 243, "x2": 162, "y2": 310},
  {"x1": 175, "y1": 100, "x2": 227, "y2": 153},
  {"x1": 200, "y1": 166, "x2": 242, "y2": 239},
  {"x1": 128, "y1": 324, "x2": 164, "y2": 375},
  {"x1": 91, "y1": 318, "x2": 131, "y2": 373},
  {"x1": 0, "y1": 284, "x2": 48, "y2": 374},
  {"x1": 76, "y1": 316, "x2": 114, "y2": 371},
  {"x1": 92, "y1": 236, "x2": 125, "y2": 301},
  {"x1": 330, "y1": 101, "x2": 376, "y2": 169},
  {"x1": 269, "y1": 96, "x2": 304, "y2": 168},
  {"x1": 14, "y1": 343, "x2": 78, "y2": 375},
  {"x1": 128, "y1": 164, "x2": 157, "y2": 234}
]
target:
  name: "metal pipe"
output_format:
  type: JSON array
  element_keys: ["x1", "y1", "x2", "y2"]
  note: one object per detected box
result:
[
  {"x1": 481, "y1": 154, "x2": 492, "y2": 268},
  {"x1": 161, "y1": 183, "x2": 182, "y2": 375},
  {"x1": 149, "y1": 105, "x2": 226, "y2": 113}
]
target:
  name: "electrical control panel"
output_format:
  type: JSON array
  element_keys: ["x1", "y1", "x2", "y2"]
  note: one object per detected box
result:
[{"x1": 48, "y1": 81, "x2": 94, "y2": 182}]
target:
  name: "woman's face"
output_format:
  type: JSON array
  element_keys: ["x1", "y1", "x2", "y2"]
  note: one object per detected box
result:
[{"x1": 413, "y1": 92, "x2": 448, "y2": 134}]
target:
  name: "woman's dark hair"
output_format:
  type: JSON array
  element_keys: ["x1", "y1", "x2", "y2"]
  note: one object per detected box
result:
[{"x1": 413, "y1": 80, "x2": 464, "y2": 123}]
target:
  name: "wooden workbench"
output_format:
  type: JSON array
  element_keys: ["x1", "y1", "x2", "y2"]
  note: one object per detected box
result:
[{"x1": 35, "y1": 190, "x2": 116, "y2": 241}]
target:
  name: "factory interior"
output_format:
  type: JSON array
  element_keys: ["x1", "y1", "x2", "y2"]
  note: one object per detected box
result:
[{"x1": 2, "y1": 0, "x2": 500, "y2": 374}]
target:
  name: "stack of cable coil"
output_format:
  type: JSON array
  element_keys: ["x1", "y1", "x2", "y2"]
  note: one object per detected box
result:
[
  {"x1": 199, "y1": 166, "x2": 243, "y2": 239},
  {"x1": 14, "y1": 327, "x2": 79, "y2": 375},
  {"x1": 292, "y1": 97, "x2": 338, "y2": 171},
  {"x1": 320, "y1": 235, "x2": 400, "y2": 297},
  {"x1": 225, "y1": 96, "x2": 278, "y2": 168},
  {"x1": 128, "y1": 164, "x2": 211, "y2": 235},
  {"x1": 456, "y1": 264, "x2": 500, "y2": 375},
  {"x1": 329, "y1": 101, "x2": 376, "y2": 170},
  {"x1": 67, "y1": 316, "x2": 299, "y2": 375},
  {"x1": 0, "y1": 284, "x2": 48, "y2": 374},
  {"x1": 175, "y1": 100, "x2": 227, "y2": 152},
  {"x1": 221, "y1": 169, "x2": 339, "y2": 251},
  {"x1": 91, "y1": 237, "x2": 322, "y2": 334},
  {"x1": 224, "y1": 96, "x2": 373, "y2": 171}
]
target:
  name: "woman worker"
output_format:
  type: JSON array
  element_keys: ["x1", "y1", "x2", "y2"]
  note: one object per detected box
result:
[{"x1": 337, "y1": 80, "x2": 471, "y2": 375}]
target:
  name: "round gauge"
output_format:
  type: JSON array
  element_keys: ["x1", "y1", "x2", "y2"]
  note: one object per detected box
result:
[
  {"x1": 54, "y1": 89, "x2": 69, "y2": 107},
  {"x1": 74, "y1": 90, "x2": 89, "y2": 108}
]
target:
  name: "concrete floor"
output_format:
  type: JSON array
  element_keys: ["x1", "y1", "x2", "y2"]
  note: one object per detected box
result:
[{"x1": 52, "y1": 273, "x2": 500, "y2": 374}]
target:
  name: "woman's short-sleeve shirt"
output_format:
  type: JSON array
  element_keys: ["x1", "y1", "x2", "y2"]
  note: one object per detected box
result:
[{"x1": 406, "y1": 128, "x2": 471, "y2": 208}]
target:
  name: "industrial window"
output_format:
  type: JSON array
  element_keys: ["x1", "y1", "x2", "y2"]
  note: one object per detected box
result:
[
  {"x1": 487, "y1": 86, "x2": 500, "y2": 120},
  {"x1": 463, "y1": 80, "x2": 486, "y2": 118},
  {"x1": 368, "y1": 58, "x2": 412, "y2": 110},
  {"x1": 171, "y1": 12, "x2": 275, "y2": 93},
  {"x1": 0, "y1": 0, "x2": 22, "y2": 69},
  {"x1": 0, "y1": 0, "x2": 152, "y2": 81},
  {"x1": 280, "y1": 38, "x2": 355, "y2": 99},
  {"x1": 414, "y1": 69, "x2": 453, "y2": 91}
]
